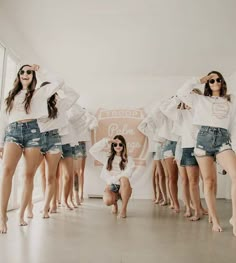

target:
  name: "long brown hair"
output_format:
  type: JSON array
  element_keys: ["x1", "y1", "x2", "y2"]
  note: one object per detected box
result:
[
  {"x1": 40, "y1": 82, "x2": 58, "y2": 119},
  {"x1": 204, "y1": 71, "x2": 230, "y2": 101},
  {"x1": 106, "y1": 135, "x2": 128, "y2": 171},
  {"x1": 5, "y1": 64, "x2": 37, "y2": 113}
]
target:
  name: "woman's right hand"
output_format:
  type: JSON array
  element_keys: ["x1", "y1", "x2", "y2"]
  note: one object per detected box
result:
[
  {"x1": 200, "y1": 74, "x2": 215, "y2": 84},
  {"x1": 30, "y1": 64, "x2": 40, "y2": 71}
]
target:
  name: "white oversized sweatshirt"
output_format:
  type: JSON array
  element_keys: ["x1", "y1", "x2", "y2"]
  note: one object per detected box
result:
[
  {"x1": 37, "y1": 85, "x2": 79, "y2": 133},
  {"x1": 89, "y1": 138, "x2": 135, "y2": 185}
]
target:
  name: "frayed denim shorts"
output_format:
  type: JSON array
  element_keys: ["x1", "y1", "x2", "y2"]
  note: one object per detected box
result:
[
  {"x1": 61, "y1": 144, "x2": 73, "y2": 158},
  {"x1": 163, "y1": 140, "x2": 177, "y2": 159},
  {"x1": 5, "y1": 120, "x2": 41, "y2": 148},
  {"x1": 180, "y1": 147, "x2": 198, "y2": 166},
  {"x1": 194, "y1": 126, "x2": 232, "y2": 158},
  {"x1": 40, "y1": 129, "x2": 62, "y2": 155},
  {"x1": 77, "y1": 141, "x2": 87, "y2": 158}
]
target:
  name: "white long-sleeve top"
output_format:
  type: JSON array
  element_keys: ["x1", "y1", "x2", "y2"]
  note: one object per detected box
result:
[
  {"x1": 68, "y1": 107, "x2": 98, "y2": 142},
  {"x1": 37, "y1": 85, "x2": 79, "y2": 133},
  {"x1": 138, "y1": 116, "x2": 164, "y2": 152},
  {"x1": 179, "y1": 109, "x2": 199, "y2": 148},
  {"x1": 6, "y1": 68, "x2": 64, "y2": 123},
  {"x1": 89, "y1": 138, "x2": 135, "y2": 185}
]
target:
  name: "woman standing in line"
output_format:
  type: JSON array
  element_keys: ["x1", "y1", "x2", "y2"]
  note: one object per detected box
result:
[
  {"x1": 0, "y1": 64, "x2": 64, "y2": 233},
  {"x1": 177, "y1": 72, "x2": 236, "y2": 235}
]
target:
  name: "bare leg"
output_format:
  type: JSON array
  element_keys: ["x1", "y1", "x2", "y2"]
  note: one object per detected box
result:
[
  {"x1": 118, "y1": 177, "x2": 132, "y2": 218},
  {"x1": 50, "y1": 164, "x2": 61, "y2": 213},
  {"x1": 42, "y1": 152, "x2": 61, "y2": 218},
  {"x1": 103, "y1": 186, "x2": 118, "y2": 214},
  {"x1": 178, "y1": 164, "x2": 191, "y2": 217},
  {"x1": 156, "y1": 160, "x2": 167, "y2": 205},
  {"x1": 217, "y1": 150, "x2": 236, "y2": 237},
  {"x1": 151, "y1": 160, "x2": 157, "y2": 202},
  {"x1": 196, "y1": 156, "x2": 221, "y2": 232},
  {"x1": 186, "y1": 166, "x2": 201, "y2": 221},
  {"x1": 0, "y1": 143, "x2": 22, "y2": 234},
  {"x1": 60, "y1": 157, "x2": 73, "y2": 210},
  {"x1": 165, "y1": 158, "x2": 179, "y2": 212},
  {"x1": 161, "y1": 160, "x2": 173, "y2": 206},
  {"x1": 78, "y1": 157, "x2": 86, "y2": 203},
  {"x1": 19, "y1": 148, "x2": 42, "y2": 226}
]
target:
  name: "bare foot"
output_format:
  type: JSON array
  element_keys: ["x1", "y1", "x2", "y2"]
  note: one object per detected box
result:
[
  {"x1": 200, "y1": 207, "x2": 208, "y2": 215},
  {"x1": 0, "y1": 216, "x2": 8, "y2": 234},
  {"x1": 208, "y1": 215, "x2": 212, "y2": 223},
  {"x1": 184, "y1": 210, "x2": 192, "y2": 218},
  {"x1": 160, "y1": 200, "x2": 168, "y2": 206},
  {"x1": 50, "y1": 206, "x2": 57, "y2": 213},
  {"x1": 229, "y1": 218, "x2": 236, "y2": 237},
  {"x1": 27, "y1": 204, "x2": 34, "y2": 218},
  {"x1": 169, "y1": 204, "x2": 174, "y2": 210},
  {"x1": 19, "y1": 218, "x2": 28, "y2": 226},
  {"x1": 189, "y1": 215, "x2": 201, "y2": 221},
  {"x1": 42, "y1": 210, "x2": 50, "y2": 219},
  {"x1": 65, "y1": 203, "x2": 73, "y2": 210},
  {"x1": 212, "y1": 223, "x2": 223, "y2": 232},
  {"x1": 111, "y1": 203, "x2": 118, "y2": 214},
  {"x1": 118, "y1": 211, "x2": 127, "y2": 218},
  {"x1": 174, "y1": 208, "x2": 180, "y2": 213},
  {"x1": 70, "y1": 201, "x2": 78, "y2": 209}
]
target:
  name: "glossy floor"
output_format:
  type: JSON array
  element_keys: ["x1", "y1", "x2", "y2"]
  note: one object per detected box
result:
[{"x1": 0, "y1": 199, "x2": 235, "y2": 263}]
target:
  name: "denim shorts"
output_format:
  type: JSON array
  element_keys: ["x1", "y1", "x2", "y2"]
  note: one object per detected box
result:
[
  {"x1": 110, "y1": 184, "x2": 120, "y2": 193},
  {"x1": 153, "y1": 142, "x2": 164, "y2": 160},
  {"x1": 5, "y1": 120, "x2": 41, "y2": 148},
  {"x1": 194, "y1": 126, "x2": 232, "y2": 158},
  {"x1": 61, "y1": 144, "x2": 73, "y2": 158},
  {"x1": 40, "y1": 129, "x2": 62, "y2": 155},
  {"x1": 163, "y1": 140, "x2": 177, "y2": 159},
  {"x1": 180, "y1": 147, "x2": 198, "y2": 166},
  {"x1": 77, "y1": 141, "x2": 87, "y2": 158}
]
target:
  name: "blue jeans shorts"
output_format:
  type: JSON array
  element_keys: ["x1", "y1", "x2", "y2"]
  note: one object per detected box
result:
[
  {"x1": 180, "y1": 147, "x2": 198, "y2": 166},
  {"x1": 40, "y1": 129, "x2": 62, "y2": 155},
  {"x1": 194, "y1": 126, "x2": 232, "y2": 157},
  {"x1": 163, "y1": 140, "x2": 177, "y2": 159},
  {"x1": 61, "y1": 144, "x2": 73, "y2": 158},
  {"x1": 110, "y1": 184, "x2": 120, "y2": 193},
  {"x1": 77, "y1": 141, "x2": 87, "y2": 158},
  {"x1": 5, "y1": 120, "x2": 41, "y2": 148}
]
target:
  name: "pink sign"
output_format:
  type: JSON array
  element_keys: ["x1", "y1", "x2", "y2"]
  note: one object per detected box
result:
[{"x1": 92, "y1": 108, "x2": 148, "y2": 167}]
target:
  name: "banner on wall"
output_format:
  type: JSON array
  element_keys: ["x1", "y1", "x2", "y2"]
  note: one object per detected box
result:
[{"x1": 91, "y1": 108, "x2": 148, "y2": 167}]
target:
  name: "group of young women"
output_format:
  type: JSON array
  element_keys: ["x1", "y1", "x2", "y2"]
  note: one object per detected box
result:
[
  {"x1": 0, "y1": 64, "x2": 96, "y2": 233},
  {"x1": 139, "y1": 71, "x2": 236, "y2": 237},
  {"x1": 0, "y1": 65, "x2": 236, "y2": 238}
]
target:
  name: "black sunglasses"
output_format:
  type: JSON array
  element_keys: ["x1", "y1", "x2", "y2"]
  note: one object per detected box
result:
[
  {"x1": 209, "y1": 78, "x2": 221, "y2": 84},
  {"x1": 19, "y1": 70, "x2": 33, "y2": 75},
  {"x1": 113, "y1": 143, "x2": 123, "y2": 147}
]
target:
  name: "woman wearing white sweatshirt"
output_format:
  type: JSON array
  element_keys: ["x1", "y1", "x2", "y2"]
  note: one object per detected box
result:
[
  {"x1": 35, "y1": 84, "x2": 79, "y2": 218},
  {"x1": 177, "y1": 71, "x2": 236, "y2": 236},
  {"x1": 0, "y1": 64, "x2": 64, "y2": 234},
  {"x1": 89, "y1": 135, "x2": 135, "y2": 218}
]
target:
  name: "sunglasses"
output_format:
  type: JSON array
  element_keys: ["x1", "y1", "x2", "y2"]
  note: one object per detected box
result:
[
  {"x1": 209, "y1": 78, "x2": 221, "y2": 84},
  {"x1": 19, "y1": 70, "x2": 33, "y2": 75},
  {"x1": 113, "y1": 143, "x2": 123, "y2": 147}
]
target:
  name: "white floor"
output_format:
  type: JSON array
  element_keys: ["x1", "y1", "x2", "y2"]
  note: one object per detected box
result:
[{"x1": 0, "y1": 199, "x2": 235, "y2": 263}]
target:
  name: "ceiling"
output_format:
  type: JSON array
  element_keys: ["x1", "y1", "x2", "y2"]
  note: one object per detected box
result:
[{"x1": 1, "y1": 0, "x2": 236, "y2": 83}]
